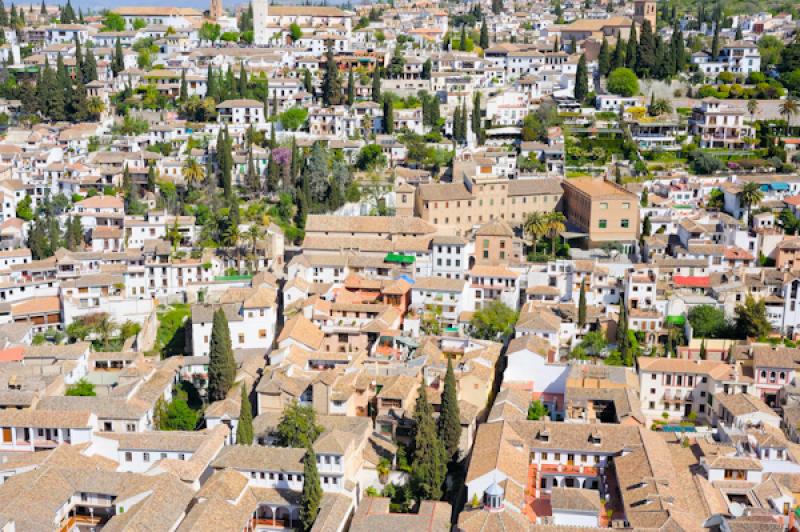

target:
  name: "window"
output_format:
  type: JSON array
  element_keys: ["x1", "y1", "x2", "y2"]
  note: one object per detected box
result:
[
  {"x1": 599, "y1": 219, "x2": 607, "y2": 229},
  {"x1": 238, "y1": 333, "x2": 245, "y2": 344},
  {"x1": 160, "y1": 453, "x2": 167, "y2": 460},
  {"x1": 600, "y1": 202, "x2": 608, "y2": 209},
  {"x1": 622, "y1": 202, "x2": 630, "y2": 208},
  {"x1": 621, "y1": 219, "x2": 630, "y2": 228},
  {"x1": 143, "y1": 452, "x2": 150, "y2": 462},
  {"x1": 125, "y1": 452, "x2": 132, "y2": 462},
  {"x1": 126, "y1": 423, "x2": 136, "y2": 432}
]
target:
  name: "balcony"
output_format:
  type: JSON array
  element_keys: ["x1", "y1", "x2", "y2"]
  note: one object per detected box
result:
[
  {"x1": 59, "y1": 515, "x2": 102, "y2": 532},
  {"x1": 252, "y1": 518, "x2": 290, "y2": 530}
]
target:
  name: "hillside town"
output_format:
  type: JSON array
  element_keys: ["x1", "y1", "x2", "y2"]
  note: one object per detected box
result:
[{"x1": 2, "y1": 0, "x2": 800, "y2": 530}]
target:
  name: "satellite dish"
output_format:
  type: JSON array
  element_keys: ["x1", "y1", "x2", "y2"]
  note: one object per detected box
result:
[{"x1": 729, "y1": 503, "x2": 745, "y2": 518}]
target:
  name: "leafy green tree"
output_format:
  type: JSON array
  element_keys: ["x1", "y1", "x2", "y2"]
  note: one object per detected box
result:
[
  {"x1": 276, "y1": 402, "x2": 322, "y2": 448},
  {"x1": 734, "y1": 295, "x2": 772, "y2": 339},
  {"x1": 279, "y1": 107, "x2": 308, "y2": 131},
  {"x1": 300, "y1": 445, "x2": 322, "y2": 531},
  {"x1": 607, "y1": 67, "x2": 639, "y2": 97},
  {"x1": 200, "y1": 21, "x2": 221, "y2": 42},
  {"x1": 527, "y1": 400, "x2": 548, "y2": 420},
  {"x1": 66, "y1": 378, "x2": 96, "y2": 396},
  {"x1": 411, "y1": 378, "x2": 447, "y2": 501},
  {"x1": 355, "y1": 144, "x2": 387, "y2": 170},
  {"x1": 469, "y1": 300, "x2": 518, "y2": 340},
  {"x1": 289, "y1": 22, "x2": 303, "y2": 41},
  {"x1": 236, "y1": 383, "x2": 254, "y2": 444},
  {"x1": 15, "y1": 195, "x2": 33, "y2": 221},
  {"x1": 688, "y1": 304, "x2": 730, "y2": 338},
  {"x1": 437, "y1": 358, "x2": 461, "y2": 459},
  {"x1": 207, "y1": 308, "x2": 236, "y2": 402},
  {"x1": 160, "y1": 397, "x2": 198, "y2": 430},
  {"x1": 101, "y1": 11, "x2": 125, "y2": 31}
]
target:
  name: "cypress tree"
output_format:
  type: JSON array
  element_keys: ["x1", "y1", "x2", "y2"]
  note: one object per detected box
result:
[
  {"x1": 625, "y1": 22, "x2": 638, "y2": 71},
  {"x1": 699, "y1": 338, "x2": 707, "y2": 360},
  {"x1": 371, "y1": 67, "x2": 381, "y2": 102},
  {"x1": 208, "y1": 308, "x2": 236, "y2": 402},
  {"x1": 346, "y1": 67, "x2": 355, "y2": 106},
  {"x1": 735, "y1": 25, "x2": 742, "y2": 40},
  {"x1": 411, "y1": 378, "x2": 447, "y2": 500},
  {"x1": 383, "y1": 95, "x2": 393, "y2": 134},
  {"x1": 421, "y1": 58, "x2": 432, "y2": 80},
  {"x1": 437, "y1": 358, "x2": 462, "y2": 459},
  {"x1": 598, "y1": 37, "x2": 610, "y2": 76},
  {"x1": 300, "y1": 445, "x2": 322, "y2": 532},
  {"x1": 73, "y1": 35, "x2": 82, "y2": 75},
  {"x1": 0, "y1": 0, "x2": 7, "y2": 26},
  {"x1": 303, "y1": 68, "x2": 313, "y2": 94},
  {"x1": 237, "y1": 61, "x2": 247, "y2": 97},
  {"x1": 575, "y1": 53, "x2": 588, "y2": 102},
  {"x1": 642, "y1": 214, "x2": 652, "y2": 236},
  {"x1": 206, "y1": 64, "x2": 217, "y2": 101},
  {"x1": 112, "y1": 37, "x2": 124, "y2": 75},
  {"x1": 612, "y1": 38, "x2": 626, "y2": 70},
  {"x1": 578, "y1": 278, "x2": 587, "y2": 327},
  {"x1": 82, "y1": 48, "x2": 97, "y2": 83},
  {"x1": 479, "y1": 20, "x2": 489, "y2": 49},
  {"x1": 236, "y1": 383, "x2": 254, "y2": 444},
  {"x1": 711, "y1": 22, "x2": 720, "y2": 60},
  {"x1": 40, "y1": 0, "x2": 45, "y2": 15},
  {"x1": 460, "y1": 102, "x2": 468, "y2": 142},
  {"x1": 69, "y1": 77, "x2": 88, "y2": 122},
  {"x1": 147, "y1": 162, "x2": 157, "y2": 191},
  {"x1": 452, "y1": 103, "x2": 461, "y2": 141},
  {"x1": 321, "y1": 44, "x2": 342, "y2": 106},
  {"x1": 637, "y1": 19, "x2": 655, "y2": 77},
  {"x1": 179, "y1": 69, "x2": 188, "y2": 103},
  {"x1": 459, "y1": 24, "x2": 467, "y2": 51},
  {"x1": 472, "y1": 92, "x2": 484, "y2": 145}
]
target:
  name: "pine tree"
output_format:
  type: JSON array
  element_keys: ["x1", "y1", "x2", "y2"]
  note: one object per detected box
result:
[
  {"x1": 598, "y1": 36, "x2": 610, "y2": 76},
  {"x1": 208, "y1": 308, "x2": 236, "y2": 402},
  {"x1": 437, "y1": 358, "x2": 462, "y2": 459},
  {"x1": 300, "y1": 446, "x2": 322, "y2": 532},
  {"x1": 371, "y1": 67, "x2": 381, "y2": 102},
  {"x1": 412, "y1": 378, "x2": 447, "y2": 500},
  {"x1": 321, "y1": 44, "x2": 342, "y2": 106},
  {"x1": 346, "y1": 67, "x2": 355, "y2": 106},
  {"x1": 236, "y1": 383, "x2": 254, "y2": 444},
  {"x1": 578, "y1": 278, "x2": 587, "y2": 327},
  {"x1": 112, "y1": 37, "x2": 124, "y2": 75},
  {"x1": 625, "y1": 22, "x2": 638, "y2": 71},
  {"x1": 383, "y1": 96, "x2": 393, "y2": 134},
  {"x1": 479, "y1": 20, "x2": 489, "y2": 49},
  {"x1": 575, "y1": 53, "x2": 588, "y2": 102}
]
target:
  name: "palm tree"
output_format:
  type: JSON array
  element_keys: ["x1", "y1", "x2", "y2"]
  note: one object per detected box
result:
[
  {"x1": 747, "y1": 99, "x2": 758, "y2": 124},
  {"x1": 523, "y1": 211, "x2": 547, "y2": 256},
  {"x1": 87, "y1": 96, "x2": 105, "y2": 118},
  {"x1": 544, "y1": 212, "x2": 566, "y2": 258},
  {"x1": 740, "y1": 181, "x2": 764, "y2": 225},
  {"x1": 780, "y1": 97, "x2": 799, "y2": 138},
  {"x1": 182, "y1": 157, "x2": 204, "y2": 189},
  {"x1": 245, "y1": 224, "x2": 263, "y2": 271},
  {"x1": 92, "y1": 313, "x2": 117, "y2": 351}
]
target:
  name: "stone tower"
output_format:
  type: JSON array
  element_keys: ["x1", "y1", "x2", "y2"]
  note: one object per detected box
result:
[
  {"x1": 210, "y1": 0, "x2": 223, "y2": 20},
  {"x1": 252, "y1": 0, "x2": 269, "y2": 46},
  {"x1": 633, "y1": 0, "x2": 657, "y2": 29}
]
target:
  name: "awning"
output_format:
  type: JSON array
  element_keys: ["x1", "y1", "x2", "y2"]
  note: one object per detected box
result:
[{"x1": 385, "y1": 253, "x2": 415, "y2": 265}]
